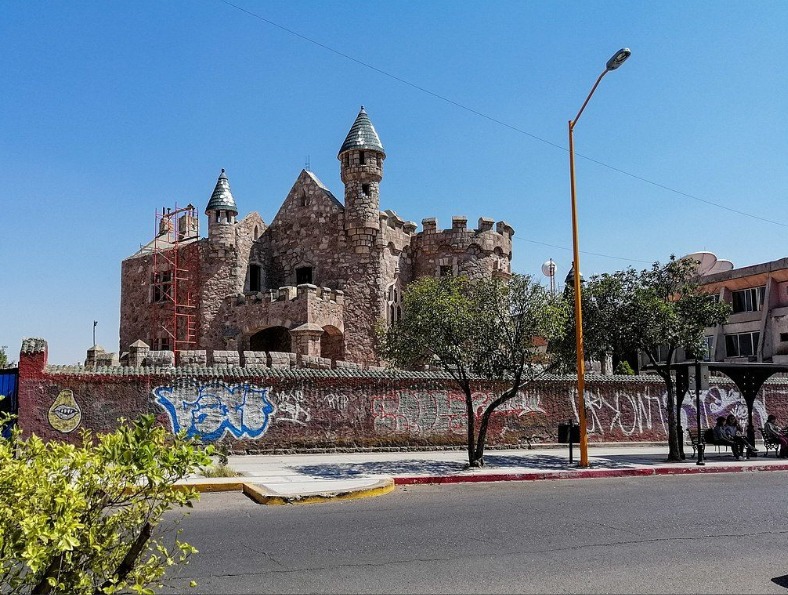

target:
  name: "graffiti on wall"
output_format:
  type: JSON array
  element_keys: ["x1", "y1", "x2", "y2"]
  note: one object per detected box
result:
[
  {"x1": 574, "y1": 384, "x2": 775, "y2": 438},
  {"x1": 323, "y1": 392, "x2": 349, "y2": 411},
  {"x1": 48, "y1": 389, "x2": 82, "y2": 433},
  {"x1": 154, "y1": 380, "x2": 275, "y2": 440},
  {"x1": 372, "y1": 390, "x2": 545, "y2": 435},
  {"x1": 680, "y1": 385, "x2": 768, "y2": 431},
  {"x1": 579, "y1": 388, "x2": 667, "y2": 437},
  {"x1": 275, "y1": 389, "x2": 311, "y2": 425}
]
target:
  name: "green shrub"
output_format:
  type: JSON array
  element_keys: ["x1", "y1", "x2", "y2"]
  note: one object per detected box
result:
[
  {"x1": 0, "y1": 414, "x2": 212, "y2": 594},
  {"x1": 614, "y1": 360, "x2": 635, "y2": 375}
]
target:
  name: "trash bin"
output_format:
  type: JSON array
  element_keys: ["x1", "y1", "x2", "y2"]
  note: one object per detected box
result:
[{"x1": 558, "y1": 423, "x2": 580, "y2": 444}]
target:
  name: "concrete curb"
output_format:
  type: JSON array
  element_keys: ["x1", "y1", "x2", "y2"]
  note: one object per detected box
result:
[
  {"x1": 394, "y1": 462, "x2": 788, "y2": 485},
  {"x1": 242, "y1": 478, "x2": 395, "y2": 505},
  {"x1": 179, "y1": 477, "x2": 396, "y2": 505}
]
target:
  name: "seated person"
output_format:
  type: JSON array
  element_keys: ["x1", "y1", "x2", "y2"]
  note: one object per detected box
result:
[
  {"x1": 764, "y1": 414, "x2": 788, "y2": 458},
  {"x1": 724, "y1": 414, "x2": 758, "y2": 459},
  {"x1": 713, "y1": 416, "x2": 740, "y2": 457}
]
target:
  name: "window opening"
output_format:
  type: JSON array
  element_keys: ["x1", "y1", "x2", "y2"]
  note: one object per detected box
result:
[
  {"x1": 359, "y1": 151, "x2": 366, "y2": 165},
  {"x1": 781, "y1": 332, "x2": 788, "y2": 342},
  {"x1": 296, "y1": 266, "x2": 313, "y2": 285},
  {"x1": 249, "y1": 264, "x2": 262, "y2": 292},
  {"x1": 725, "y1": 331, "x2": 760, "y2": 357},
  {"x1": 153, "y1": 337, "x2": 171, "y2": 351},
  {"x1": 731, "y1": 286, "x2": 765, "y2": 313},
  {"x1": 386, "y1": 282, "x2": 403, "y2": 326},
  {"x1": 151, "y1": 270, "x2": 172, "y2": 303},
  {"x1": 362, "y1": 184, "x2": 370, "y2": 196}
]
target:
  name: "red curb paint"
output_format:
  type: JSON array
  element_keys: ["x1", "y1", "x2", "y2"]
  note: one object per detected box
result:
[{"x1": 393, "y1": 464, "x2": 788, "y2": 485}]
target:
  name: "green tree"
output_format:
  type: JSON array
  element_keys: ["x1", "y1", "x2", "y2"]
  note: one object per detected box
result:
[
  {"x1": 0, "y1": 414, "x2": 212, "y2": 594},
  {"x1": 0, "y1": 346, "x2": 8, "y2": 368},
  {"x1": 552, "y1": 268, "x2": 641, "y2": 374},
  {"x1": 379, "y1": 274, "x2": 567, "y2": 467},
  {"x1": 580, "y1": 257, "x2": 730, "y2": 461}
]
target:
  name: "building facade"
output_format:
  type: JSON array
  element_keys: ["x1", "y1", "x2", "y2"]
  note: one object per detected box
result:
[
  {"x1": 119, "y1": 107, "x2": 514, "y2": 366},
  {"x1": 700, "y1": 257, "x2": 788, "y2": 364}
]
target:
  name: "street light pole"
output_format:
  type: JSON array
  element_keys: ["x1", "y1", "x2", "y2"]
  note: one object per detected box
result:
[{"x1": 569, "y1": 47, "x2": 630, "y2": 468}]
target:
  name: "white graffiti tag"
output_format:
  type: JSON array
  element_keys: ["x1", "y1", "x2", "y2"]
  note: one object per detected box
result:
[{"x1": 275, "y1": 390, "x2": 311, "y2": 425}]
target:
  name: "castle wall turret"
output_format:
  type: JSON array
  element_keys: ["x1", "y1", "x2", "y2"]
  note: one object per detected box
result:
[
  {"x1": 409, "y1": 216, "x2": 514, "y2": 279},
  {"x1": 205, "y1": 169, "x2": 238, "y2": 253},
  {"x1": 338, "y1": 107, "x2": 385, "y2": 254}
]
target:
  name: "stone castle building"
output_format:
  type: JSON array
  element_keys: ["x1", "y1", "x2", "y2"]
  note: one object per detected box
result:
[{"x1": 120, "y1": 107, "x2": 514, "y2": 367}]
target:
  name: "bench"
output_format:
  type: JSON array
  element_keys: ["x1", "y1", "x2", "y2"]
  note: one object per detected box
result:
[
  {"x1": 686, "y1": 427, "x2": 731, "y2": 458},
  {"x1": 759, "y1": 428, "x2": 782, "y2": 457}
]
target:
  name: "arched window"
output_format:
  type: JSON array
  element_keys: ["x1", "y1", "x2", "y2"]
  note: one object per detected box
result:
[{"x1": 386, "y1": 281, "x2": 403, "y2": 326}]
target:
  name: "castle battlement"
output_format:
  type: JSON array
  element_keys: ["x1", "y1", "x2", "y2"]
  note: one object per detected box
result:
[
  {"x1": 411, "y1": 216, "x2": 515, "y2": 253},
  {"x1": 382, "y1": 209, "x2": 418, "y2": 235}
]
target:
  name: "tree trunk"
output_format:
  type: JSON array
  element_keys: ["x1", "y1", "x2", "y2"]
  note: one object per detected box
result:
[
  {"x1": 472, "y1": 409, "x2": 492, "y2": 467},
  {"x1": 462, "y1": 383, "x2": 478, "y2": 467},
  {"x1": 663, "y1": 375, "x2": 682, "y2": 461}
]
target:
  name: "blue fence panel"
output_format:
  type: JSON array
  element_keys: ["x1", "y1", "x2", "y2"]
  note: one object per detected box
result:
[{"x1": 0, "y1": 369, "x2": 18, "y2": 438}]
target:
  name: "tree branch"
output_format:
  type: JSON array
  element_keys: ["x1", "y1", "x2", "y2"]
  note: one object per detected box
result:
[{"x1": 99, "y1": 522, "x2": 152, "y2": 592}]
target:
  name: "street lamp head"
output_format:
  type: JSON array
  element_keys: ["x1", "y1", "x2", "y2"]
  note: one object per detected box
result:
[{"x1": 605, "y1": 48, "x2": 631, "y2": 71}]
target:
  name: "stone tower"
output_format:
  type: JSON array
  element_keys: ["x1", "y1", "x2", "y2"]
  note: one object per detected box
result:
[
  {"x1": 205, "y1": 169, "x2": 238, "y2": 251},
  {"x1": 338, "y1": 106, "x2": 385, "y2": 253}
]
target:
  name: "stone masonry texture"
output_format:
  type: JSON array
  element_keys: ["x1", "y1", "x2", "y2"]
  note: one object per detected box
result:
[
  {"x1": 17, "y1": 340, "x2": 788, "y2": 453},
  {"x1": 119, "y1": 108, "x2": 513, "y2": 368}
]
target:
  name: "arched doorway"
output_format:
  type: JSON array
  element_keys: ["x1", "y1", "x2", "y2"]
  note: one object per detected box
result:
[
  {"x1": 320, "y1": 325, "x2": 344, "y2": 362},
  {"x1": 250, "y1": 326, "x2": 291, "y2": 353}
]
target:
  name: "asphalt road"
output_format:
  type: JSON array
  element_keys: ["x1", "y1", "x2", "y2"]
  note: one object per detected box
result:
[{"x1": 159, "y1": 472, "x2": 788, "y2": 594}]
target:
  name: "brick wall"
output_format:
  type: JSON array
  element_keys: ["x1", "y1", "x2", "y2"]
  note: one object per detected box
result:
[{"x1": 17, "y1": 340, "x2": 788, "y2": 452}]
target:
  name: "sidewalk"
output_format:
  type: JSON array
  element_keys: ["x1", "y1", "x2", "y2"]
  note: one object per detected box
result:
[{"x1": 178, "y1": 444, "x2": 788, "y2": 505}]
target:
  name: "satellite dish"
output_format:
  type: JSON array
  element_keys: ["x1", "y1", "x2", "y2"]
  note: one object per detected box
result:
[
  {"x1": 682, "y1": 251, "x2": 718, "y2": 276},
  {"x1": 707, "y1": 259, "x2": 734, "y2": 274},
  {"x1": 541, "y1": 259, "x2": 557, "y2": 277}
]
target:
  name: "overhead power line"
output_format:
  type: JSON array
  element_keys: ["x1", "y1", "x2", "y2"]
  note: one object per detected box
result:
[{"x1": 219, "y1": 0, "x2": 786, "y2": 231}]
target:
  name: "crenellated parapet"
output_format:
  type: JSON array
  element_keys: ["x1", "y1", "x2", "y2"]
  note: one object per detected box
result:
[
  {"x1": 237, "y1": 284, "x2": 344, "y2": 306},
  {"x1": 408, "y1": 216, "x2": 514, "y2": 279},
  {"x1": 378, "y1": 209, "x2": 418, "y2": 252}
]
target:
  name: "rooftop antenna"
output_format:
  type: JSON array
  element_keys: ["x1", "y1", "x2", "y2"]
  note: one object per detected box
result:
[{"x1": 92, "y1": 320, "x2": 98, "y2": 347}]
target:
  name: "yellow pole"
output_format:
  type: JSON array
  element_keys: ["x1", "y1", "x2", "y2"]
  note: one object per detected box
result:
[
  {"x1": 566, "y1": 48, "x2": 630, "y2": 468},
  {"x1": 568, "y1": 119, "x2": 589, "y2": 468},
  {"x1": 569, "y1": 69, "x2": 608, "y2": 469}
]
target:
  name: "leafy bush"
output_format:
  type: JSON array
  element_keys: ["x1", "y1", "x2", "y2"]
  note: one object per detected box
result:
[
  {"x1": 614, "y1": 360, "x2": 635, "y2": 375},
  {"x1": 0, "y1": 414, "x2": 212, "y2": 594}
]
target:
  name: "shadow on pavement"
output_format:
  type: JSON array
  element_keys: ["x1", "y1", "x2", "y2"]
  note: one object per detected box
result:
[{"x1": 292, "y1": 453, "x2": 648, "y2": 479}]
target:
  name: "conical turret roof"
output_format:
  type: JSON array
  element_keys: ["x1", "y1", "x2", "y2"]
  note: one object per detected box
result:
[
  {"x1": 205, "y1": 169, "x2": 237, "y2": 215},
  {"x1": 338, "y1": 106, "x2": 385, "y2": 157}
]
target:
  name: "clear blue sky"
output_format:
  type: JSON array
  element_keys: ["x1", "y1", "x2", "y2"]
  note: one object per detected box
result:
[{"x1": 2, "y1": 1, "x2": 787, "y2": 364}]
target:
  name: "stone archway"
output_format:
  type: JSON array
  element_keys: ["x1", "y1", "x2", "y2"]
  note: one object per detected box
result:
[
  {"x1": 250, "y1": 326, "x2": 291, "y2": 353},
  {"x1": 320, "y1": 325, "x2": 344, "y2": 363}
]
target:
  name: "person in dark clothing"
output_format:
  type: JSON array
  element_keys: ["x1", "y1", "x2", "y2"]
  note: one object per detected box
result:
[
  {"x1": 724, "y1": 414, "x2": 758, "y2": 459},
  {"x1": 764, "y1": 414, "x2": 788, "y2": 458},
  {"x1": 713, "y1": 416, "x2": 740, "y2": 458}
]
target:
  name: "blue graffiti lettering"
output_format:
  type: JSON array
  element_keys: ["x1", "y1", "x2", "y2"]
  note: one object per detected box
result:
[{"x1": 154, "y1": 380, "x2": 274, "y2": 441}]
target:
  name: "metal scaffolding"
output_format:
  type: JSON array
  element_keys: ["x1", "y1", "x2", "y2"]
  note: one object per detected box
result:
[{"x1": 151, "y1": 204, "x2": 199, "y2": 356}]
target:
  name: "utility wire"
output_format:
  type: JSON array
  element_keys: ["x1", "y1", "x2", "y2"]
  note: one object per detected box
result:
[
  {"x1": 218, "y1": 0, "x2": 786, "y2": 231},
  {"x1": 515, "y1": 236, "x2": 654, "y2": 265}
]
